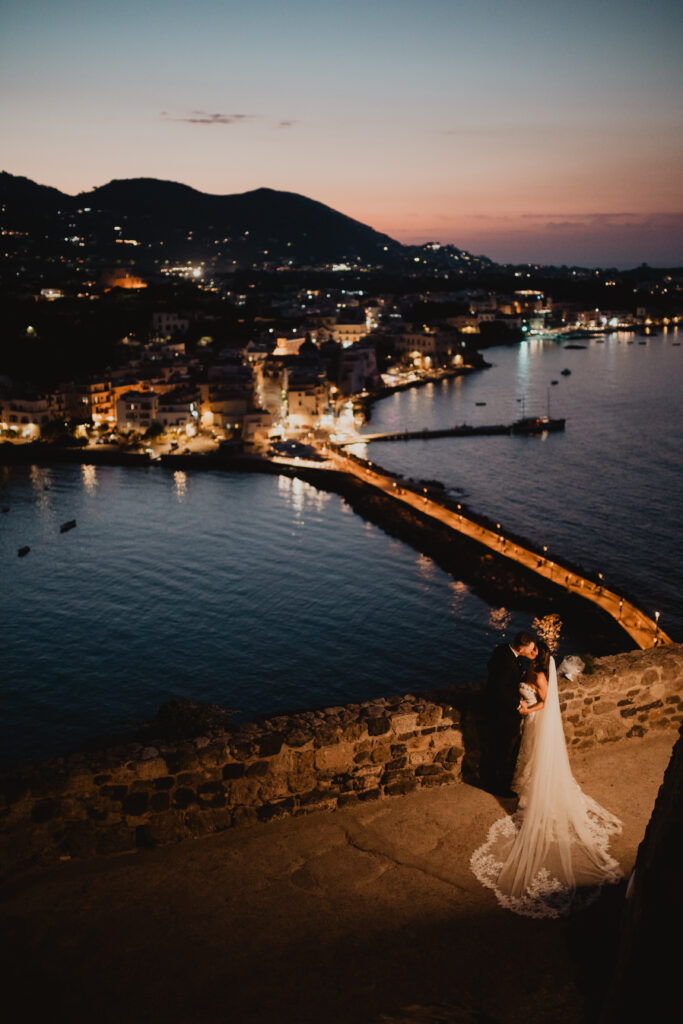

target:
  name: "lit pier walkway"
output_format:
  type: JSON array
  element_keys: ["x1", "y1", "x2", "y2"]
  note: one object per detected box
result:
[
  {"x1": 346, "y1": 417, "x2": 565, "y2": 444},
  {"x1": 271, "y1": 447, "x2": 670, "y2": 651}
]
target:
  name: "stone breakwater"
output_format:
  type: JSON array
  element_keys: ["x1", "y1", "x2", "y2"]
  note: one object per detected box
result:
[{"x1": 1, "y1": 645, "x2": 681, "y2": 876}]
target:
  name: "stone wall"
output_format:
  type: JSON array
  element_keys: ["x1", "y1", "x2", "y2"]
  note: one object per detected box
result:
[
  {"x1": 599, "y1": 726, "x2": 682, "y2": 1021},
  {"x1": 558, "y1": 644, "x2": 683, "y2": 747},
  {"x1": 1, "y1": 644, "x2": 681, "y2": 876}
]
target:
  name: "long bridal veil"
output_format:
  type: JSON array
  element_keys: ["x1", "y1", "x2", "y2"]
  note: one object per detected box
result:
[{"x1": 470, "y1": 656, "x2": 623, "y2": 918}]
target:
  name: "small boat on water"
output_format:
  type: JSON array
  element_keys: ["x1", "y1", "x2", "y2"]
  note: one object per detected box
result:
[
  {"x1": 551, "y1": 380, "x2": 559, "y2": 385},
  {"x1": 564, "y1": 344, "x2": 587, "y2": 350},
  {"x1": 60, "y1": 519, "x2": 77, "y2": 533},
  {"x1": 18, "y1": 546, "x2": 30, "y2": 557},
  {"x1": 560, "y1": 368, "x2": 571, "y2": 376},
  {"x1": 475, "y1": 401, "x2": 486, "y2": 406},
  {"x1": 512, "y1": 416, "x2": 565, "y2": 434}
]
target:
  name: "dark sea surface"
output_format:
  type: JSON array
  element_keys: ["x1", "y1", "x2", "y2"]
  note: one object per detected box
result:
[{"x1": 2, "y1": 329, "x2": 681, "y2": 766}]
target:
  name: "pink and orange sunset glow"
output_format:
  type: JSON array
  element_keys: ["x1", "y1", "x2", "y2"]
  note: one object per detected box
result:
[{"x1": 1, "y1": 0, "x2": 682, "y2": 267}]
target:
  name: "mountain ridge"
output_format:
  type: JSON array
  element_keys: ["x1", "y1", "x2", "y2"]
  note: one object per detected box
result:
[{"x1": 0, "y1": 170, "x2": 482, "y2": 272}]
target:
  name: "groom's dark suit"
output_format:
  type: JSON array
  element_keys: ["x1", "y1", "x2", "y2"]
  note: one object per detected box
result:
[{"x1": 481, "y1": 644, "x2": 524, "y2": 794}]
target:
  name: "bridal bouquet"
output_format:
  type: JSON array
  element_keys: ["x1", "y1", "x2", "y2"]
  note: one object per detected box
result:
[{"x1": 557, "y1": 655, "x2": 585, "y2": 681}]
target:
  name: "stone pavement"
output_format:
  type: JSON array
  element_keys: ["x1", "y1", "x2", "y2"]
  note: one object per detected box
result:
[{"x1": 1, "y1": 733, "x2": 675, "y2": 1024}]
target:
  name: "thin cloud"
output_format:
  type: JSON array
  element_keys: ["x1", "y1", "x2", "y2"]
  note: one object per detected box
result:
[
  {"x1": 162, "y1": 110, "x2": 258, "y2": 126},
  {"x1": 277, "y1": 119, "x2": 300, "y2": 128},
  {"x1": 519, "y1": 212, "x2": 683, "y2": 229}
]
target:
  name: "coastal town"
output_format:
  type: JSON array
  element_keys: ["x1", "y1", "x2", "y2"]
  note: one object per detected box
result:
[{"x1": 2, "y1": 274, "x2": 680, "y2": 451}]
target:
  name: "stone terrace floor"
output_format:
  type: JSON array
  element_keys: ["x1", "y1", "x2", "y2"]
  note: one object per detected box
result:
[{"x1": 1, "y1": 732, "x2": 676, "y2": 1024}]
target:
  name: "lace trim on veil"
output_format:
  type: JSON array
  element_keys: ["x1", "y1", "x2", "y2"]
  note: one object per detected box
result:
[{"x1": 470, "y1": 656, "x2": 623, "y2": 918}]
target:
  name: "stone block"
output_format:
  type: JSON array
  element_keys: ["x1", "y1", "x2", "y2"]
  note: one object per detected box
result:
[
  {"x1": 298, "y1": 790, "x2": 338, "y2": 812},
  {"x1": 384, "y1": 779, "x2": 419, "y2": 797},
  {"x1": 231, "y1": 806, "x2": 258, "y2": 827},
  {"x1": 173, "y1": 788, "x2": 197, "y2": 809},
  {"x1": 198, "y1": 781, "x2": 227, "y2": 805},
  {"x1": 381, "y1": 769, "x2": 413, "y2": 786},
  {"x1": 222, "y1": 762, "x2": 245, "y2": 780},
  {"x1": 367, "y1": 716, "x2": 391, "y2": 737},
  {"x1": 370, "y1": 744, "x2": 392, "y2": 764},
  {"x1": 417, "y1": 706, "x2": 442, "y2": 727},
  {"x1": 258, "y1": 776, "x2": 291, "y2": 802},
  {"x1": 358, "y1": 788, "x2": 381, "y2": 802},
  {"x1": 315, "y1": 743, "x2": 355, "y2": 772},
  {"x1": 342, "y1": 722, "x2": 366, "y2": 742},
  {"x1": 283, "y1": 730, "x2": 314, "y2": 749},
  {"x1": 419, "y1": 773, "x2": 453, "y2": 787},
  {"x1": 390, "y1": 712, "x2": 419, "y2": 734},
  {"x1": 259, "y1": 733, "x2": 284, "y2": 757},
  {"x1": 150, "y1": 792, "x2": 170, "y2": 812},
  {"x1": 257, "y1": 798, "x2": 295, "y2": 822},
  {"x1": 633, "y1": 699, "x2": 663, "y2": 714},
  {"x1": 122, "y1": 792, "x2": 149, "y2": 817},
  {"x1": 593, "y1": 702, "x2": 617, "y2": 716},
  {"x1": 408, "y1": 749, "x2": 435, "y2": 766},
  {"x1": 100, "y1": 784, "x2": 127, "y2": 801},
  {"x1": 227, "y1": 777, "x2": 262, "y2": 805}
]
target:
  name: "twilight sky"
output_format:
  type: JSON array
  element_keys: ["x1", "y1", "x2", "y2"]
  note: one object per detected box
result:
[{"x1": 1, "y1": 0, "x2": 682, "y2": 266}]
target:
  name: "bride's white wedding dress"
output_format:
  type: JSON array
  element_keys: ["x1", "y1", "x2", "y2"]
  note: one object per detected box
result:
[{"x1": 470, "y1": 656, "x2": 623, "y2": 918}]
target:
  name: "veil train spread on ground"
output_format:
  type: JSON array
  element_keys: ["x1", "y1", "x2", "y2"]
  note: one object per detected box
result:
[{"x1": 470, "y1": 656, "x2": 623, "y2": 918}]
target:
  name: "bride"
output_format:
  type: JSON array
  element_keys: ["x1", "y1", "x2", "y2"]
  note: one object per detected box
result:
[{"x1": 470, "y1": 642, "x2": 624, "y2": 918}]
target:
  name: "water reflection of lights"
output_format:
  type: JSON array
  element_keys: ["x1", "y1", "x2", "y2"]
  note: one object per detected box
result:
[
  {"x1": 174, "y1": 470, "x2": 187, "y2": 501},
  {"x1": 29, "y1": 466, "x2": 53, "y2": 515},
  {"x1": 489, "y1": 607, "x2": 512, "y2": 633},
  {"x1": 277, "y1": 473, "x2": 331, "y2": 514},
  {"x1": 30, "y1": 465, "x2": 52, "y2": 492},
  {"x1": 449, "y1": 579, "x2": 469, "y2": 613},
  {"x1": 416, "y1": 553, "x2": 436, "y2": 579},
  {"x1": 81, "y1": 464, "x2": 98, "y2": 495}
]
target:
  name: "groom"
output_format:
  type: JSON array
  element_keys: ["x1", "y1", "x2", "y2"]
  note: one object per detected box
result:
[{"x1": 480, "y1": 630, "x2": 538, "y2": 797}]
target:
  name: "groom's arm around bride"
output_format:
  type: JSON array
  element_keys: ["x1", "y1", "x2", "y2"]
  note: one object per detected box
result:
[{"x1": 480, "y1": 631, "x2": 537, "y2": 796}]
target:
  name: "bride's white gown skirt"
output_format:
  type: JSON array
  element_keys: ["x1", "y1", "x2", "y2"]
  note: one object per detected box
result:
[{"x1": 471, "y1": 661, "x2": 623, "y2": 918}]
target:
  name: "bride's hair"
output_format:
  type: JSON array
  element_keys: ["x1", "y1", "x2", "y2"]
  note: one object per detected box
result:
[{"x1": 532, "y1": 642, "x2": 551, "y2": 675}]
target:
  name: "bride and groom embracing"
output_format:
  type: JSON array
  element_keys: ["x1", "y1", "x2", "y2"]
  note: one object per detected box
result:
[{"x1": 471, "y1": 631, "x2": 624, "y2": 918}]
